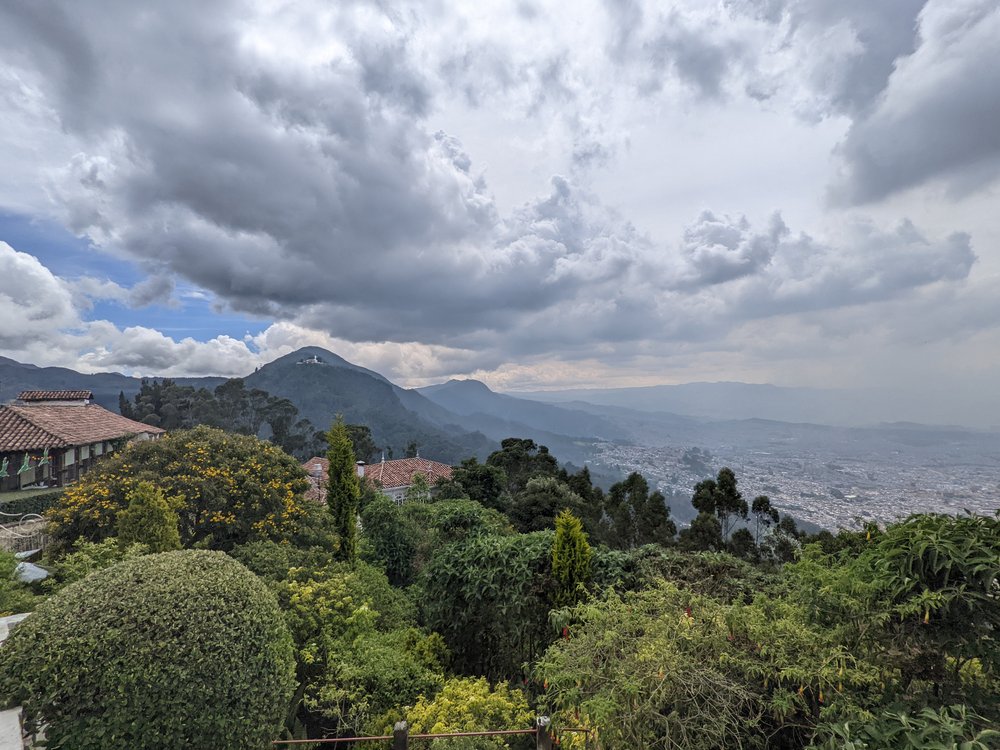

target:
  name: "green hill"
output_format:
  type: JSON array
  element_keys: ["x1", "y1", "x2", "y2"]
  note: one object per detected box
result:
[{"x1": 243, "y1": 347, "x2": 495, "y2": 463}]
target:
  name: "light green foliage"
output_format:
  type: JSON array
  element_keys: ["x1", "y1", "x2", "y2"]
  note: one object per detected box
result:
[
  {"x1": 0, "y1": 550, "x2": 295, "y2": 750},
  {"x1": 790, "y1": 513, "x2": 1000, "y2": 718},
  {"x1": 537, "y1": 582, "x2": 763, "y2": 750},
  {"x1": 47, "y1": 425, "x2": 311, "y2": 551},
  {"x1": 44, "y1": 537, "x2": 149, "y2": 588},
  {"x1": 326, "y1": 416, "x2": 360, "y2": 563},
  {"x1": 724, "y1": 593, "x2": 883, "y2": 747},
  {"x1": 116, "y1": 481, "x2": 181, "y2": 552},
  {"x1": 808, "y1": 705, "x2": 1000, "y2": 750},
  {"x1": 0, "y1": 550, "x2": 37, "y2": 616},
  {"x1": 405, "y1": 471, "x2": 431, "y2": 504},
  {"x1": 309, "y1": 627, "x2": 447, "y2": 736},
  {"x1": 275, "y1": 559, "x2": 419, "y2": 734},
  {"x1": 422, "y1": 531, "x2": 555, "y2": 679},
  {"x1": 403, "y1": 677, "x2": 534, "y2": 750},
  {"x1": 552, "y1": 510, "x2": 592, "y2": 607},
  {"x1": 278, "y1": 561, "x2": 416, "y2": 673}
]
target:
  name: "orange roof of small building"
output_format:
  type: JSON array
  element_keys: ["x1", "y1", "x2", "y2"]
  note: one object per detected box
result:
[
  {"x1": 0, "y1": 403, "x2": 164, "y2": 452},
  {"x1": 364, "y1": 457, "x2": 453, "y2": 489},
  {"x1": 301, "y1": 456, "x2": 454, "y2": 502},
  {"x1": 17, "y1": 390, "x2": 94, "y2": 401}
]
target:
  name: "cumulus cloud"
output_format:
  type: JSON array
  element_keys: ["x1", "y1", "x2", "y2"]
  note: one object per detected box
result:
[{"x1": 0, "y1": 241, "x2": 79, "y2": 347}]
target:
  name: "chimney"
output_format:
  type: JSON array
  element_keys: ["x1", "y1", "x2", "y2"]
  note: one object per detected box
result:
[{"x1": 356, "y1": 461, "x2": 365, "y2": 478}]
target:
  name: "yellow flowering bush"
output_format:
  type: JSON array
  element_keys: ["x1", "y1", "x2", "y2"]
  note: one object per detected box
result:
[
  {"x1": 403, "y1": 677, "x2": 533, "y2": 750},
  {"x1": 47, "y1": 426, "x2": 310, "y2": 551}
]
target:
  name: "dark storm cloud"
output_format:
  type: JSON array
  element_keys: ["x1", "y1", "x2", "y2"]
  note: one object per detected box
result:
[
  {"x1": 776, "y1": 0, "x2": 927, "y2": 116},
  {"x1": 828, "y1": 0, "x2": 1000, "y2": 204},
  {"x1": 128, "y1": 275, "x2": 176, "y2": 308}
]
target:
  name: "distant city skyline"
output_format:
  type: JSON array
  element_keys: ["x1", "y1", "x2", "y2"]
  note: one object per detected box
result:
[{"x1": 1, "y1": 1, "x2": 998, "y2": 423}]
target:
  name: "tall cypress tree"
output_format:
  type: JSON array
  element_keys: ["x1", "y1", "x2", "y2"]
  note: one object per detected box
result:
[
  {"x1": 326, "y1": 415, "x2": 360, "y2": 564},
  {"x1": 552, "y1": 509, "x2": 592, "y2": 608}
]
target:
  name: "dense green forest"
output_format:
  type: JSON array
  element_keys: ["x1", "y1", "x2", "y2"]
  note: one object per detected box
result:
[{"x1": 1, "y1": 428, "x2": 998, "y2": 749}]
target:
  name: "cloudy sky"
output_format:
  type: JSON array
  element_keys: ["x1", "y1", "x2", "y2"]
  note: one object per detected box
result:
[{"x1": 1, "y1": 0, "x2": 998, "y2": 417}]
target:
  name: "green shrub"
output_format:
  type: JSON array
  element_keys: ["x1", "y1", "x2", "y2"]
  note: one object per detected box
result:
[
  {"x1": 808, "y1": 704, "x2": 1000, "y2": 749},
  {"x1": 117, "y1": 481, "x2": 181, "y2": 552},
  {"x1": 0, "y1": 488, "x2": 64, "y2": 517},
  {"x1": 43, "y1": 537, "x2": 149, "y2": 588},
  {"x1": 0, "y1": 550, "x2": 37, "y2": 616},
  {"x1": 0, "y1": 550, "x2": 296, "y2": 749}
]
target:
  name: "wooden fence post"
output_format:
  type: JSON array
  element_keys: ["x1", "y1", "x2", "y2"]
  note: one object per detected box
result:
[
  {"x1": 536, "y1": 716, "x2": 552, "y2": 750},
  {"x1": 392, "y1": 720, "x2": 408, "y2": 750}
]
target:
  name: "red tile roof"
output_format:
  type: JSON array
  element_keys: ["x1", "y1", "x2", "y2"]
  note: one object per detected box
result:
[
  {"x1": 301, "y1": 456, "x2": 454, "y2": 502},
  {"x1": 17, "y1": 390, "x2": 93, "y2": 401},
  {"x1": 364, "y1": 457, "x2": 453, "y2": 489},
  {"x1": 0, "y1": 403, "x2": 165, "y2": 452}
]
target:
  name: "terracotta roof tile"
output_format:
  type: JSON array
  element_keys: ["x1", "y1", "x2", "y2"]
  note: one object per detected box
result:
[
  {"x1": 364, "y1": 457, "x2": 453, "y2": 489},
  {"x1": 0, "y1": 404, "x2": 164, "y2": 452},
  {"x1": 300, "y1": 456, "x2": 453, "y2": 503},
  {"x1": 17, "y1": 390, "x2": 94, "y2": 401}
]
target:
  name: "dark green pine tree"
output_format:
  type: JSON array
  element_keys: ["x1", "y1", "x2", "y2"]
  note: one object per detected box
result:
[
  {"x1": 326, "y1": 416, "x2": 360, "y2": 564},
  {"x1": 118, "y1": 390, "x2": 133, "y2": 419}
]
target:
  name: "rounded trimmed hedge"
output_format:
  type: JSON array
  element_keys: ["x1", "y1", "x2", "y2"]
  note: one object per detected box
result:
[{"x1": 0, "y1": 550, "x2": 296, "y2": 749}]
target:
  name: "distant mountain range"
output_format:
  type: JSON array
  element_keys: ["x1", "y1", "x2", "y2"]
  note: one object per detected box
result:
[
  {"x1": 0, "y1": 355, "x2": 223, "y2": 412},
  {"x1": 0, "y1": 349, "x2": 623, "y2": 465},
  {"x1": 513, "y1": 381, "x2": 999, "y2": 430}
]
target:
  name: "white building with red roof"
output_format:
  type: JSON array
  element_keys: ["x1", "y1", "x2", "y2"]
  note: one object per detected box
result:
[{"x1": 302, "y1": 455, "x2": 453, "y2": 504}]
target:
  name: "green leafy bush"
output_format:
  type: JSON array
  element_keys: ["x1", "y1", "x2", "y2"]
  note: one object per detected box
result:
[
  {"x1": 0, "y1": 550, "x2": 37, "y2": 616},
  {"x1": 0, "y1": 488, "x2": 64, "y2": 517},
  {"x1": 117, "y1": 481, "x2": 181, "y2": 552},
  {"x1": 43, "y1": 537, "x2": 149, "y2": 588},
  {"x1": 808, "y1": 704, "x2": 1000, "y2": 749},
  {"x1": 421, "y1": 531, "x2": 555, "y2": 679},
  {"x1": 0, "y1": 550, "x2": 296, "y2": 749}
]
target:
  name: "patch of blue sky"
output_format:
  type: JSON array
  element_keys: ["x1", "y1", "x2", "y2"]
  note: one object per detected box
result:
[
  {"x1": 0, "y1": 210, "x2": 270, "y2": 344},
  {"x1": 0, "y1": 210, "x2": 142, "y2": 285}
]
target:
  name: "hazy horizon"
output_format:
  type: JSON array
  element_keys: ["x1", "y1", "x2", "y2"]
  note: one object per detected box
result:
[{"x1": 1, "y1": 1, "x2": 998, "y2": 423}]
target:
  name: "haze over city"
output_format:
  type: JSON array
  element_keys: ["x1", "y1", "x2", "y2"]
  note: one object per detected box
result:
[{"x1": 1, "y1": 0, "x2": 998, "y2": 426}]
